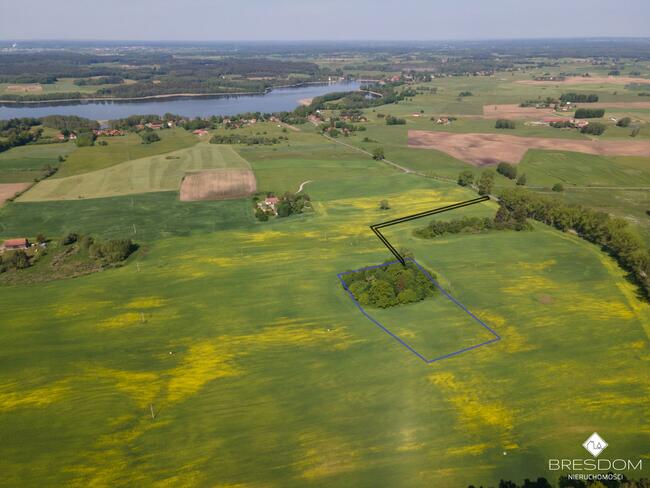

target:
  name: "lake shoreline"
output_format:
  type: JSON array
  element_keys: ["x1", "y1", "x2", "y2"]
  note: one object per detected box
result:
[{"x1": 0, "y1": 79, "x2": 352, "y2": 106}]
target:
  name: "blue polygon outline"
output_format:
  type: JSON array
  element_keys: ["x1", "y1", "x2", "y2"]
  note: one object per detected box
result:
[{"x1": 337, "y1": 257, "x2": 501, "y2": 364}]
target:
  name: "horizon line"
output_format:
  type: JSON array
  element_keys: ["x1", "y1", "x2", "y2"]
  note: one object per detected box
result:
[{"x1": 2, "y1": 36, "x2": 650, "y2": 44}]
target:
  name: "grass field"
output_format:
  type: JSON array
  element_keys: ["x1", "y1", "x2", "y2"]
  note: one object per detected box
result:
[
  {"x1": 1, "y1": 69, "x2": 649, "y2": 486},
  {"x1": 0, "y1": 172, "x2": 648, "y2": 486},
  {"x1": 53, "y1": 129, "x2": 197, "y2": 178},
  {"x1": 19, "y1": 143, "x2": 251, "y2": 201},
  {"x1": 0, "y1": 143, "x2": 75, "y2": 183},
  {"x1": 0, "y1": 78, "x2": 127, "y2": 97}
]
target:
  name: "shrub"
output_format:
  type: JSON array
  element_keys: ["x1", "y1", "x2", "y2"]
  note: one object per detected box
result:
[
  {"x1": 255, "y1": 207, "x2": 269, "y2": 221},
  {"x1": 495, "y1": 119, "x2": 516, "y2": 129},
  {"x1": 4, "y1": 250, "x2": 30, "y2": 269},
  {"x1": 372, "y1": 147, "x2": 385, "y2": 160},
  {"x1": 379, "y1": 200, "x2": 390, "y2": 210},
  {"x1": 457, "y1": 170, "x2": 474, "y2": 187},
  {"x1": 140, "y1": 131, "x2": 160, "y2": 144},
  {"x1": 385, "y1": 115, "x2": 406, "y2": 125},
  {"x1": 552, "y1": 183, "x2": 564, "y2": 192},
  {"x1": 89, "y1": 239, "x2": 136, "y2": 264},
  {"x1": 516, "y1": 173, "x2": 527, "y2": 186},
  {"x1": 616, "y1": 117, "x2": 632, "y2": 127},
  {"x1": 497, "y1": 162, "x2": 517, "y2": 180},
  {"x1": 458, "y1": 91, "x2": 473, "y2": 97},
  {"x1": 62, "y1": 232, "x2": 78, "y2": 245},
  {"x1": 75, "y1": 131, "x2": 96, "y2": 147}
]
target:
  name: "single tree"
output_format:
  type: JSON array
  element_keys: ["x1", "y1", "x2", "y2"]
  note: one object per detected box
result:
[
  {"x1": 372, "y1": 147, "x2": 385, "y2": 160},
  {"x1": 379, "y1": 200, "x2": 390, "y2": 210},
  {"x1": 478, "y1": 170, "x2": 495, "y2": 195},
  {"x1": 457, "y1": 170, "x2": 474, "y2": 187}
]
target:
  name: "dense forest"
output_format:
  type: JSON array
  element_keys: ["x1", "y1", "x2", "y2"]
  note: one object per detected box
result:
[{"x1": 0, "y1": 52, "x2": 323, "y2": 100}]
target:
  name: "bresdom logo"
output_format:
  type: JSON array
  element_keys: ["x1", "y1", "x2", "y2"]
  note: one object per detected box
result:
[{"x1": 583, "y1": 432, "x2": 608, "y2": 457}]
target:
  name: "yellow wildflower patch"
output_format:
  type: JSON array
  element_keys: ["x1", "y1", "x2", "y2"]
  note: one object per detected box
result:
[
  {"x1": 429, "y1": 372, "x2": 515, "y2": 445},
  {"x1": 0, "y1": 379, "x2": 69, "y2": 412},
  {"x1": 99, "y1": 312, "x2": 142, "y2": 329},
  {"x1": 166, "y1": 341, "x2": 240, "y2": 403}
]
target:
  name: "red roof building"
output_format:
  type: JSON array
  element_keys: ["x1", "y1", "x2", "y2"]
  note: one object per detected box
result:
[{"x1": 3, "y1": 238, "x2": 29, "y2": 250}]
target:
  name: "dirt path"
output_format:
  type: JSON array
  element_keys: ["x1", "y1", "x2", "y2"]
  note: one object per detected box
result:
[
  {"x1": 297, "y1": 180, "x2": 313, "y2": 193},
  {"x1": 321, "y1": 134, "x2": 456, "y2": 183}
]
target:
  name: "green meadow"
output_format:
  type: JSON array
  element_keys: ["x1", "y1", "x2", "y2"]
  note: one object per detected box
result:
[
  {"x1": 19, "y1": 143, "x2": 250, "y2": 201},
  {"x1": 0, "y1": 143, "x2": 75, "y2": 183},
  {"x1": 0, "y1": 71, "x2": 649, "y2": 486},
  {"x1": 1, "y1": 142, "x2": 649, "y2": 486},
  {"x1": 53, "y1": 128, "x2": 197, "y2": 178}
]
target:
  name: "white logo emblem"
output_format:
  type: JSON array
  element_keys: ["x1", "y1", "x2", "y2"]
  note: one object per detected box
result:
[{"x1": 583, "y1": 432, "x2": 608, "y2": 457}]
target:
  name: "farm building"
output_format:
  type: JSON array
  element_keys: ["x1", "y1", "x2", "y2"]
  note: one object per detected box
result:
[
  {"x1": 3, "y1": 238, "x2": 29, "y2": 250},
  {"x1": 257, "y1": 196, "x2": 280, "y2": 215}
]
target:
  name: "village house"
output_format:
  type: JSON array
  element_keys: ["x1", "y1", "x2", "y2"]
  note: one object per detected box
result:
[
  {"x1": 436, "y1": 116, "x2": 450, "y2": 125},
  {"x1": 145, "y1": 122, "x2": 163, "y2": 130},
  {"x1": 192, "y1": 129, "x2": 209, "y2": 136},
  {"x1": 258, "y1": 196, "x2": 280, "y2": 215},
  {"x1": 92, "y1": 129, "x2": 124, "y2": 137},
  {"x1": 68, "y1": 133, "x2": 77, "y2": 140},
  {"x1": 2, "y1": 238, "x2": 29, "y2": 250}
]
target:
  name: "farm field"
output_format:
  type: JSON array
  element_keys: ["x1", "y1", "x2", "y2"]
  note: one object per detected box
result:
[
  {"x1": 407, "y1": 130, "x2": 650, "y2": 166},
  {"x1": 0, "y1": 143, "x2": 75, "y2": 183},
  {"x1": 19, "y1": 143, "x2": 251, "y2": 201},
  {"x1": 52, "y1": 128, "x2": 197, "y2": 178},
  {"x1": 0, "y1": 78, "x2": 126, "y2": 97},
  {"x1": 0, "y1": 170, "x2": 648, "y2": 486},
  {"x1": 1, "y1": 47, "x2": 650, "y2": 487}
]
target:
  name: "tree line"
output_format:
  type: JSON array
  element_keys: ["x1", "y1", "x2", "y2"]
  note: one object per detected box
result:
[
  {"x1": 414, "y1": 205, "x2": 531, "y2": 239},
  {"x1": 560, "y1": 93, "x2": 599, "y2": 103},
  {"x1": 499, "y1": 188, "x2": 650, "y2": 299}
]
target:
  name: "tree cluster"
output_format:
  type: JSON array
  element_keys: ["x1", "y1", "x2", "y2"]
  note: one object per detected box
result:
[
  {"x1": 574, "y1": 108, "x2": 605, "y2": 119},
  {"x1": 497, "y1": 162, "x2": 517, "y2": 179},
  {"x1": 415, "y1": 205, "x2": 531, "y2": 239},
  {"x1": 581, "y1": 122, "x2": 607, "y2": 135},
  {"x1": 0, "y1": 118, "x2": 42, "y2": 153},
  {"x1": 140, "y1": 131, "x2": 161, "y2": 144},
  {"x1": 560, "y1": 93, "x2": 599, "y2": 103},
  {"x1": 495, "y1": 119, "x2": 516, "y2": 129},
  {"x1": 40, "y1": 115, "x2": 99, "y2": 132},
  {"x1": 499, "y1": 188, "x2": 650, "y2": 299},
  {"x1": 342, "y1": 261, "x2": 437, "y2": 308}
]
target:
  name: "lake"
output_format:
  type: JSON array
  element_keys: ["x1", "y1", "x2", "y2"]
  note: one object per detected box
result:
[{"x1": 0, "y1": 81, "x2": 361, "y2": 120}]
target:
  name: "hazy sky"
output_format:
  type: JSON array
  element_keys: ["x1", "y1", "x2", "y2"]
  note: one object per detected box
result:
[{"x1": 1, "y1": 0, "x2": 649, "y2": 41}]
